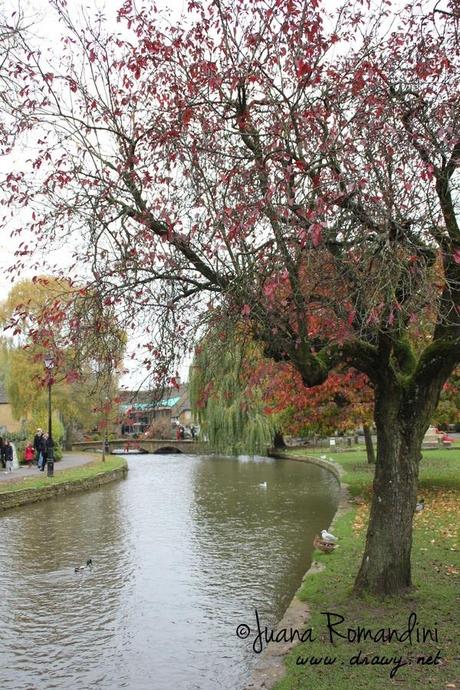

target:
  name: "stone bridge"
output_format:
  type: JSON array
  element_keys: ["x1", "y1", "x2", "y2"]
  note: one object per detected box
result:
[{"x1": 71, "y1": 439, "x2": 208, "y2": 455}]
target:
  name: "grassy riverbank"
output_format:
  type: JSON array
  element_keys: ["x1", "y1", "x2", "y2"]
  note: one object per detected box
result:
[
  {"x1": 0, "y1": 455, "x2": 127, "y2": 494},
  {"x1": 272, "y1": 447, "x2": 460, "y2": 690}
]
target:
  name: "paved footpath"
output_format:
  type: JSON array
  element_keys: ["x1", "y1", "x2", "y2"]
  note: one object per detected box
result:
[{"x1": 0, "y1": 452, "x2": 96, "y2": 484}]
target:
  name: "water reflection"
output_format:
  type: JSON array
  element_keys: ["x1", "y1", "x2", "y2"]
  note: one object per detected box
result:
[
  {"x1": 0, "y1": 454, "x2": 339, "y2": 690},
  {"x1": 189, "y1": 455, "x2": 339, "y2": 672}
]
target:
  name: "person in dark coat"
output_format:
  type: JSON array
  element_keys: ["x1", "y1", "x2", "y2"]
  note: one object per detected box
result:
[
  {"x1": 38, "y1": 432, "x2": 54, "y2": 471},
  {"x1": 38, "y1": 432, "x2": 49, "y2": 471},
  {"x1": 33, "y1": 428, "x2": 43, "y2": 466},
  {"x1": 0, "y1": 437, "x2": 5, "y2": 469},
  {"x1": 4, "y1": 440, "x2": 13, "y2": 472}
]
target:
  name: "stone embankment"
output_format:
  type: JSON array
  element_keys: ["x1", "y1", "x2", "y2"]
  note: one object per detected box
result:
[
  {"x1": 0, "y1": 453, "x2": 128, "y2": 512},
  {"x1": 242, "y1": 450, "x2": 348, "y2": 690}
]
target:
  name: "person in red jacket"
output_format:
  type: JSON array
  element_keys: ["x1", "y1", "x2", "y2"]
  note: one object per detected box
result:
[{"x1": 24, "y1": 443, "x2": 35, "y2": 467}]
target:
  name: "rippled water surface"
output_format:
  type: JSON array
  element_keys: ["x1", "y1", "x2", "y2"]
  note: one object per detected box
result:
[{"x1": 0, "y1": 454, "x2": 339, "y2": 690}]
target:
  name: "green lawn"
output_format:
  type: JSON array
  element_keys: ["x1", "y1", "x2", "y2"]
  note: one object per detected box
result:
[
  {"x1": 270, "y1": 447, "x2": 460, "y2": 690},
  {"x1": 0, "y1": 455, "x2": 127, "y2": 494}
]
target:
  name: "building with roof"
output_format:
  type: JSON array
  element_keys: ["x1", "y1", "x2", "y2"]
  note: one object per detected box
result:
[
  {"x1": 119, "y1": 382, "x2": 194, "y2": 436},
  {"x1": 0, "y1": 381, "x2": 21, "y2": 434},
  {"x1": 169, "y1": 385, "x2": 193, "y2": 427}
]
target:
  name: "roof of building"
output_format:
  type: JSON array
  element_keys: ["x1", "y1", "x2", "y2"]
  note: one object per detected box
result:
[
  {"x1": 169, "y1": 387, "x2": 191, "y2": 418},
  {"x1": 119, "y1": 396, "x2": 181, "y2": 413},
  {"x1": 119, "y1": 383, "x2": 189, "y2": 414}
]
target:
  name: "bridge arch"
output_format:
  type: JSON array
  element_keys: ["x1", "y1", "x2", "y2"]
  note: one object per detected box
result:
[{"x1": 152, "y1": 446, "x2": 183, "y2": 454}]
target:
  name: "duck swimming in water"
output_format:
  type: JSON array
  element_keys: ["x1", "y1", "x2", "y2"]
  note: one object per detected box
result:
[{"x1": 74, "y1": 559, "x2": 93, "y2": 573}]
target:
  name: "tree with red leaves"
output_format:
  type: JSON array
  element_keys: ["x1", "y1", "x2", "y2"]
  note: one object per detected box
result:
[
  {"x1": 191, "y1": 324, "x2": 376, "y2": 456},
  {"x1": 1, "y1": 0, "x2": 459, "y2": 596},
  {"x1": 257, "y1": 361, "x2": 375, "y2": 459}
]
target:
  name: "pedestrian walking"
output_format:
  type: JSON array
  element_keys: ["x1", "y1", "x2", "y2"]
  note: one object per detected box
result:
[
  {"x1": 0, "y1": 437, "x2": 5, "y2": 469},
  {"x1": 34, "y1": 428, "x2": 44, "y2": 468},
  {"x1": 38, "y1": 433, "x2": 49, "y2": 471},
  {"x1": 38, "y1": 432, "x2": 54, "y2": 472},
  {"x1": 4, "y1": 440, "x2": 13, "y2": 472}
]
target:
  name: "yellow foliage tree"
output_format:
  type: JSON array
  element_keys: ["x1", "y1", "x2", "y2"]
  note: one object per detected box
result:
[{"x1": 0, "y1": 278, "x2": 125, "y2": 446}]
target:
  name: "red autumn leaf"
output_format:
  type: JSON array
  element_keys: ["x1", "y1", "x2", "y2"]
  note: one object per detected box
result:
[
  {"x1": 182, "y1": 107, "x2": 193, "y2": 126},
  {"x1": 296, "y1": 59, "x2": 311, "y2": 79},
  {"x1": 311, "y1": 223, "x2": 322, "y2": 247}
]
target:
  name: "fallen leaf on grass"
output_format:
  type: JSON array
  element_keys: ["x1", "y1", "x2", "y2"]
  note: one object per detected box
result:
[
  {"x1": 353, "y1": 503, "x2": 370, "y2": 535},
  {"x1": 353, "y1": 496, "x2": 367, "y2": 505},
  {"x1": 446, "y1": 566, "x2": 460, "y2": 575}
]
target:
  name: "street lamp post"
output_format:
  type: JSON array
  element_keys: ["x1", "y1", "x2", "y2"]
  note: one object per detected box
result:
[
  {"x1": 44, "y1": 355, "x2": 54, "y2": 478},
  {"x1": 101, "y1": 397, "x2": 110, "y2": 462}
]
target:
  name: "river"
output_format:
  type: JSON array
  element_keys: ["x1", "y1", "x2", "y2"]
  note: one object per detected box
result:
[{"x1": 0, "y1": 453, "x2": 339, "y2": 690}]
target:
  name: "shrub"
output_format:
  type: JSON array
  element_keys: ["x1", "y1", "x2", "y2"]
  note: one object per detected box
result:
[{"x1": 144, "y1": 418, "x2": 174, "y2": 439}]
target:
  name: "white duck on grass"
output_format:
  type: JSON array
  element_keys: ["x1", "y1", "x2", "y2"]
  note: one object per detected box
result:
[{"x1": 320, "y1": 529, "x2": 338, "y2": 543}]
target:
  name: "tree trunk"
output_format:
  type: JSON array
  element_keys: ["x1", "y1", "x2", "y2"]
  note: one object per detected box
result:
[
  {"x1": 64, "y1": 424, "x2": 73, "y2": 451},
  {"x1": 273, "y1": 430, "x2": 286, "y2": 449},
  {"x1": 353, "y1": 382, "x2": 433, "y2": 596},
  {"x1": 363, "y1": 424, "x2": 375, "y2": 464}
]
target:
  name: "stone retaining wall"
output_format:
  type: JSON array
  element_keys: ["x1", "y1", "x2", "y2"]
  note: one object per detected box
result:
[
  {"x1": 272, "y1": 449, "x2": 342, "y2": 480},
  {"x1": 0, "y1": 464, "x2": 128, "y2": 512}
]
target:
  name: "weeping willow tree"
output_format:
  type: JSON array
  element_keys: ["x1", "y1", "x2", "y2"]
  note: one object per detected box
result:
[{"x1": 189, "y1": 330, "x2": 276, "y2": 455}]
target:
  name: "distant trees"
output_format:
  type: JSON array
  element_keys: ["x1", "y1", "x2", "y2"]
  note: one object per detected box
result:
[
  {"x1": 0, "y1": 278, "x2": 125, "y2": 444},
  {"x1": 433, "y1": 367, "x2": 460, "y2": 429}
]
